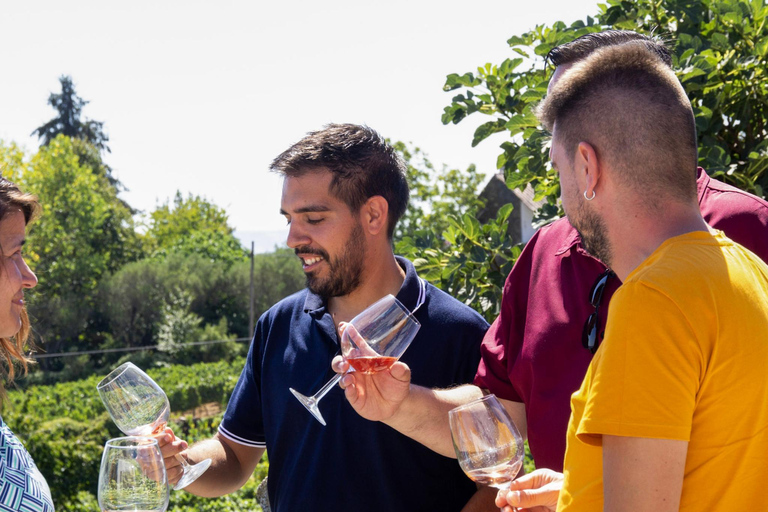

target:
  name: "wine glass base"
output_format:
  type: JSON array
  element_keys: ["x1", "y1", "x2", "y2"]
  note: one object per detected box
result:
[
  {"x1": 174, "y1": 458, "x2": 213, "y2": 490},
  {"x1": 289, "y1": 387, "x2": 327, "y2": 426}
]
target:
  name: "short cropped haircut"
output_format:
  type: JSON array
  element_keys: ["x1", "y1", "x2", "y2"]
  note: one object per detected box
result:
[
  {"x1": 547, "y1": 30, "x2": 673, "y2": 68},
  {"x1": 270, "y1": 124, "x2": 409, "y2": 239},
  {"x1": 0, "y1": 176, "x2": 40, "y2": 403},
  {"x1": 537, "y1": 42, "x2": 698, "y2": 204}
]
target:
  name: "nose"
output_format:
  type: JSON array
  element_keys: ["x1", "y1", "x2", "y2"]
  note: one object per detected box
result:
[
  {"x1": 20, "y1": 258, "x2": 37, "y2": 289},
  {"x1": 286, "y1": 222, "x2": 310, "y2": 249}
]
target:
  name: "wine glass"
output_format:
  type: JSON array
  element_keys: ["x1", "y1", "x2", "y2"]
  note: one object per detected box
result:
[
  {"x1": 98, "y1": 436, "x2": 169, "y2": 512},
  {"x1": 289, "y1": 293, "x2": 421, "y2": 426},
  {"x1": 97, "y1": 362, "x2": 212, "y2": 490},
  {"x1": 448, "y1": 394, "x2": 524, "y2": 490}
]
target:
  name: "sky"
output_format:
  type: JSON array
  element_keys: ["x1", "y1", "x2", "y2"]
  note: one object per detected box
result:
[{"x1": 0, "y1": 0, "x2": 599, "y2": 251}]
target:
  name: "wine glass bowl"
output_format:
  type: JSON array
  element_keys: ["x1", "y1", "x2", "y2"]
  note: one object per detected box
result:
[
  {"x1": 340, "y1": 296, "x2": 420, "y2": 374},
  {"x1": 98, "y1": 436, "x2": 169, "y2": 512},
  {"x1": 449, "y1": 394, "x2": 524, "y2": 490},
  {"x1": 97, "y1": 363, "x2": 170, "y2": 436},
  {"x1": 289, "y1": 294, "x2": 421, "y2": 425},
  {"x1": 97, "y1": 362, "x2": 212, "y2": 490}
]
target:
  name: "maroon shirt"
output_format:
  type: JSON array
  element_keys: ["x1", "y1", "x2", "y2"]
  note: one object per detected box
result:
[{"x1": 474, "y1": 168, "x2": 768, "y2": 471}]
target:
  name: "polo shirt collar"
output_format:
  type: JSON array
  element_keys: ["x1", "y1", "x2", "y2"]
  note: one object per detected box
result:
[
  {"x1": 302, "y1": 256, "x2": 422, "y2": 317},
  {"x1": 554, "y1": 167, "x2": 708, "y2": 256}
]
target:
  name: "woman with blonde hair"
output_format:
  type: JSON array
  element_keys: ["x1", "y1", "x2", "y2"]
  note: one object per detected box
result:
[{"x1": 0, "y1": 175, "x2": 53, "y2": 511}]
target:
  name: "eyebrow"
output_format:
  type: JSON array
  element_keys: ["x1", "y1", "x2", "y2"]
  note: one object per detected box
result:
[{"x1": 279, "y1": 204, "x2": 332, "y2": 216}]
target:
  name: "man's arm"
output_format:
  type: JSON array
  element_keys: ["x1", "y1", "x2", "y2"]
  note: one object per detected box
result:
[
  {"x1": 603, "y1": 436, "x2": 687, "y2": 512},
  {"x1": 158, "y1": 430, "x2": 265, "y2": 497},
  {"x1": 336, "y1": 359, "x2": 528, "y2": 457}
]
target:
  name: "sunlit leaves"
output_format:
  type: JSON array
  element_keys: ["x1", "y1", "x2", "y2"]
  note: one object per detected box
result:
[{"x1": 398, "y1": 0, "x2": 768, "y2": 316}]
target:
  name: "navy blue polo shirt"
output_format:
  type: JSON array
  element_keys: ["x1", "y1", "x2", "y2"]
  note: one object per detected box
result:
[{"x1": 219, "y1": 257, "x2": 489, "y2": 512}]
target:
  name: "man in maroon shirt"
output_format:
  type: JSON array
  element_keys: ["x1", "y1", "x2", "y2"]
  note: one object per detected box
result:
[
  {"x1": 333, "y1": 30, "x2": 768, "y2": 509},
  {"x1": 476, "y1": 167, "x2": 768, "y2": 472}
]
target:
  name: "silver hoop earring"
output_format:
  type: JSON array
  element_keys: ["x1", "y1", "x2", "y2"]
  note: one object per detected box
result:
[{"x1": 584, "y1": 190, "x2": 595, "y2": 201}]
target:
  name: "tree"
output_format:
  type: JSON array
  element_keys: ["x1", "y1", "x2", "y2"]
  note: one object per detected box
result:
[
  {"x1": 143, "y1": 192, "x2": 248, "y2": 266},
  {"x1": 393, "y1": 141, "x2": 486, "y2": 241},
  {"x1": 21, "y1": 135, "x2": 140, "y2": 362},
  {"x1": 442, "y1": 0, "x2": 767, "y2": 213},
  {"x1": 31, "y1": 76, "x2": 110, "y2": 153},
  {"x1": 0, "y1": 140, "x2": 27, "y2": 182},
  {"x1": 398, "y1": 0, "x2": 768, "y2": 318}
]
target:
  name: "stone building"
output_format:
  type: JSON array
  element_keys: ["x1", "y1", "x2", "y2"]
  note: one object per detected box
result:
[{"x1": 477, "y1": 173, "x2": 545, "y2": 244}]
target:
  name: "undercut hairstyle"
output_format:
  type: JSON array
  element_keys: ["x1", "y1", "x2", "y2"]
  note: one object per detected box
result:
[
  {"x1": 547, "y1": 30, "x2": 672, "y2": 68},
  {"x1": 537, "y1": 42, "x2": 698, "y2": 204},
  {"x1": 270, "y1": 124, "x2": 409, "y2": 239},
  {"x1": 0, "y1": 176, "x2": 40, "y2": 402}
]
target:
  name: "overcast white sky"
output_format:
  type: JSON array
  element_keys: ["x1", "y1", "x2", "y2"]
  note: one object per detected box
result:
[{"x1": 0, "y1": 0, "x2": 599, "y2": 245}]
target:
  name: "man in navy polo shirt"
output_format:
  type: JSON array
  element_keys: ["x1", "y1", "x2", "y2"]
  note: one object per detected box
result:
[{"x1": 159, "y1": 124, "x2": 490, "y2": 511}]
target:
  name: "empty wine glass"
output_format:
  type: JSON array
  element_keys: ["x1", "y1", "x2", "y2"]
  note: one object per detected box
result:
[
  {"x1": 98, "y1": 436, "x2": 169, "y2": 512},
  {"x1": 97, "y1": 362, "x2": 212, "y2": 490},
  {"x1": 449, "y1": 394, "x2": 524, "y2": 490},
  {"x1": 289, "y1": 293, "x2": 421, "y2": 426}
]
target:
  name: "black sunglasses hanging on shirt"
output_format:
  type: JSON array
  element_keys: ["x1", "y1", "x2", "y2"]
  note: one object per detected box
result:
[{"x1": 581, "y1": 269, "x2": 616, "y2": 354}]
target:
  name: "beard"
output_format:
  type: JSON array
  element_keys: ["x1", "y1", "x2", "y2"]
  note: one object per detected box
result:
[
  {"x1": 571, "y1": 203, "x2": 613, "y2": 268},
  {"x1": 301, "y1": 222, "x2": 366, "y2": 298}
]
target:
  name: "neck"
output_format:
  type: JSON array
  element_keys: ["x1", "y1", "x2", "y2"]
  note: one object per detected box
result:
[
  {"x1": 608, "y1": 201, "x2": 709, "y2": 281},
  {"x1": 327, "y1": 250, "x2": 405, "y2": 325}
]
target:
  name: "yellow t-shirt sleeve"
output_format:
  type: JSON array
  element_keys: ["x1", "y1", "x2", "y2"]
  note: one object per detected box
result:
[{"x1": 576, "y1": 281, "x2": 704, "y2": 444}]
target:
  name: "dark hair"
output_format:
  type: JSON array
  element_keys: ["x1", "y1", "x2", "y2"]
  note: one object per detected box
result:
[
  {"x1": 547, "y1": 30, "x2": 673, "y2": 68},
  {"x1": 270, "y1": 124, "x2": 409, "y2": 239},
  {"x1": 537, "y1": 42, "x2": 698, "y2": 204},
  {"x1": 0, "y1": 176, "x2": 40, "y2": 400}
]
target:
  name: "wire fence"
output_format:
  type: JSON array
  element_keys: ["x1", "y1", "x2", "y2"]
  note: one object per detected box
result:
[{"x1": 29, "y1": 337, "x2": 252, "y2": 360}]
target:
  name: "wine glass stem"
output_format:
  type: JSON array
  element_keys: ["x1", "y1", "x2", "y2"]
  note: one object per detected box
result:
[
  {"x1": 175, "y1": 453, "x2": 191, "y2": 469},
  {"x1": 313, "y1": 373, "x2": 344, "y2": 402}
]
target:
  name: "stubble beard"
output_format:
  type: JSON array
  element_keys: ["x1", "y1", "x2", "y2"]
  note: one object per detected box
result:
[
  {"x1": 305, "y1": 222, "x2": 366, "y2": 299},
  {"x1": 572, "y1": 202, "x2": 613, "y2": 268}
]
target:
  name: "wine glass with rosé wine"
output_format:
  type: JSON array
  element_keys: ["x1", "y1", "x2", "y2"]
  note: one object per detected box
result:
[
  {"x1": 98, "y1": 436, "x2": 169, "y2": 512},
  {"x1": 289, "y1": 293, "x2": 421, "y2": 426},
  {"x1": 97, "y1": 362, "x2": 212, "y2": 490},
  {"x1": 449, "y1": 394, "x2": 525, "y2": 490}
]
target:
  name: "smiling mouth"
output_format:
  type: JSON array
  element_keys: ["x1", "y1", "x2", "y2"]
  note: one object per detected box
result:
[{"x1": 300, "y1": 255, "x2": 324, "y2": 269}]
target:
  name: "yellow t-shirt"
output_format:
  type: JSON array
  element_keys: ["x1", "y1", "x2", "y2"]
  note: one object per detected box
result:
[{"x1": 558, "y1": 231, "x2": 768, "y2": 511}]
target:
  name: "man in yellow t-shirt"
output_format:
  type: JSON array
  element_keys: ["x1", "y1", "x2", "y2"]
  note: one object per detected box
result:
[
  {"x1": 559, "y1": 231, "x2": 768, "y2": 511},
  {"x1": 496, "y1": 41, "x2": 768, "y2": 512}
]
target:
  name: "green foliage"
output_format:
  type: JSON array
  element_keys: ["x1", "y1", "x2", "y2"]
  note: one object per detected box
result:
[
  {"x1": 143, "y1": 191, "x2": 247, "y2": 266},
  {"x1": 96, "y1": 248, "x2": 303, "y2": 358},
  {"x1": 0, "y1": 140, "x2": 27, "y2": 182},
  {"x1": 398, "y1": 0, "x2": 768, "y2": 317},
  {"x1": 393, "y1": 141, "x2": 486, "y2": 241},
  {"x1": 442, "y1": 0, "x2": 768, "y2": 212},
  {"x1": 397, "y1": 204, "x2": 522, "y2": 321},
  {"x1": 20, "y1": 135, "x2": 140, "y2": 364},
  {"x1": 157, "y1": 290, "x2": 203, "y2": 353},
  {"x1": 4, "y1": 359, "x2": 265, "y2": 511}
]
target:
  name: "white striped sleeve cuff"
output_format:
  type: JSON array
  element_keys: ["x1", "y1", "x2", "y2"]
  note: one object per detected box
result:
[{"x1": 217, "y1": 424, "x2": 266, "y2": 448}]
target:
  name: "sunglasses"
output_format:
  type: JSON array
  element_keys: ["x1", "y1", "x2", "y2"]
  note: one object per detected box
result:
[{"x1": 582, "y1": 269, "x2": 615, "y2": 354}]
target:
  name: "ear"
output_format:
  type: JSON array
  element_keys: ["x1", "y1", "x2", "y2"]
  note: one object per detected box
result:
[
  {"x1": 576, "y1": 142, "x2": 602, "y2": 197},
  {"x1": 361, "y1": 195, "x2": 389, "y2": 236}
]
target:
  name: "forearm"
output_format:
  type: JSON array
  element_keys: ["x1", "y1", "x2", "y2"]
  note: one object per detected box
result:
[
  {"x1": 383, "y1": 384, "x2": 485, "y2": 458},
  {"x1": 183, "y1": 435, "x2": 265, "y2": 497}
]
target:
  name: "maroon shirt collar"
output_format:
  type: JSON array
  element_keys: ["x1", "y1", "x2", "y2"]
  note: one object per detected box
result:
[{"x1": 554, "y1": 167, "x2": 708, "y2": 257}]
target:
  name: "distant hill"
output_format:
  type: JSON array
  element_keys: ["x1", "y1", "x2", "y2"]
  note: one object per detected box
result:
[{"x1": 235, "y1": 229, "x2": 289, "y2": 254}]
